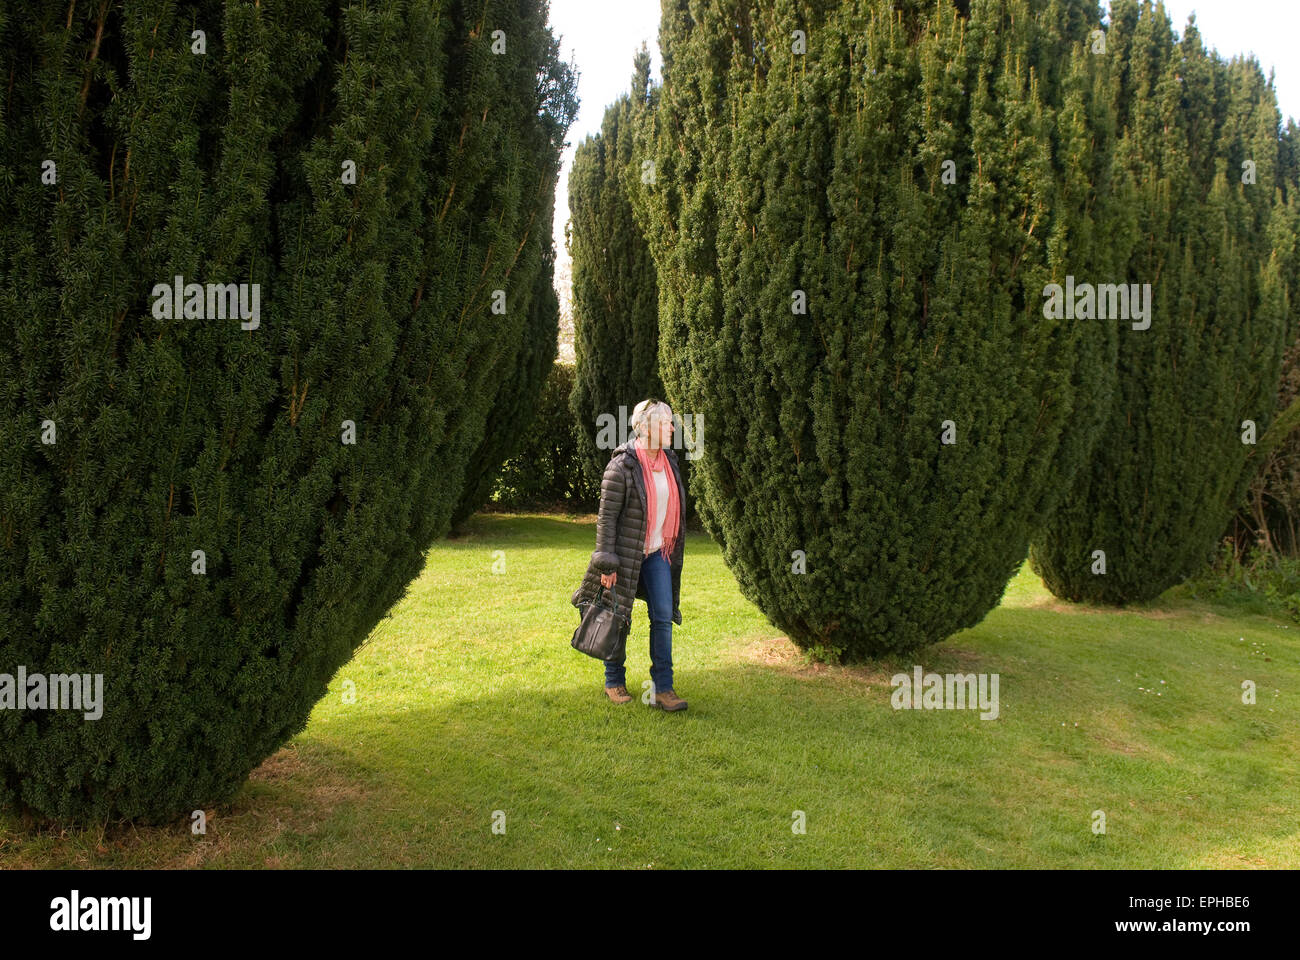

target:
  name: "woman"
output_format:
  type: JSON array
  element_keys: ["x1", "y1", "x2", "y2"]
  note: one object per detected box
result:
[{"x1": 571, "y1": 399, "x2": 688, "y2": 711}]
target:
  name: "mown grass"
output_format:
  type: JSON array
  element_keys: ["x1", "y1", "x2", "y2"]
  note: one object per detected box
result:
[{"x1": 3, "y1": 512, "x2": 1297, "y2": 868}]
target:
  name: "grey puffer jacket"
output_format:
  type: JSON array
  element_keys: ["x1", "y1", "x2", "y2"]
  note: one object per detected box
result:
[{"x1": 571, "y1": 438, "x2": 685, "y2": 630}]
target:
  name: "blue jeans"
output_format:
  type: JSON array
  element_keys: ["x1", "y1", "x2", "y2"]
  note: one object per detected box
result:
[{"x1": 605, "y1": 551, "x2": 674, "y2": 694}]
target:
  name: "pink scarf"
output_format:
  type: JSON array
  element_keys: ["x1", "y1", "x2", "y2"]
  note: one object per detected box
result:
[{"x1": 634, "y1": 439, "x2": 680, "y2": 562}]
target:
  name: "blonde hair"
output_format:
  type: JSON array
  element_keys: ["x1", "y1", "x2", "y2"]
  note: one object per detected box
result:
[{"x1": 630, "y1": 398, "x2": 672, "y2": 442}]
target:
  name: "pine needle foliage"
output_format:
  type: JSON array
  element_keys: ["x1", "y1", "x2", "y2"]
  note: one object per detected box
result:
[
  {"x1": 1029, "y1": 1, "x2": 1292, "y2": 604},
  {"x1": 631, "y1": 0, "x2": 1120, "y2": 660},
  {"x1": 0, "y1": 0, "x2": 574, "y2": 822}
]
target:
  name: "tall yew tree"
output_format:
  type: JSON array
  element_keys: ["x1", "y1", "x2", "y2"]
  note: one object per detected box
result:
[
  {"x1": 451, "y1": 217, "x2": 565, "y2": 530},
  {"x1": 0, "y1": 0, "x2": 574, "y2": 822},
  {"x1": 451, "y1": 38, "x2": 576, "y2": 529},
  {"x1": 632, "y1": 0, "x2": 1119, "y2": 660},
  {"x1": 1029, "y1": 2, "x2": 1291, "y2": 603},
  {"x1": 568, "y1": 45, "x2": 670, "y2": 486},
  {"x1": 1227, "y1": 117, "x2": 1300, "y2": 556}
]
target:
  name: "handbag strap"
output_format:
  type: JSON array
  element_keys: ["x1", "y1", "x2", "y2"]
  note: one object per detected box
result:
[{"x1": 590, "y1": 583, "x2": 629, "y2": 625}]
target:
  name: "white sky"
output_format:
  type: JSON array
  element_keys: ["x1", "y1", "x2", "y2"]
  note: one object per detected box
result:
[{"x1": 547, "y1": 0, "x2": 1300, "y2": 303}]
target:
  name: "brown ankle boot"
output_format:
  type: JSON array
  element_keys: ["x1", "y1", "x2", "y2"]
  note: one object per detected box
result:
[
  {"x1": 652, "y1": 688, "x2": 687, "y2": 712},
  {"x1": 605, "y1": 684, "x2": 632, "y2": 704}
]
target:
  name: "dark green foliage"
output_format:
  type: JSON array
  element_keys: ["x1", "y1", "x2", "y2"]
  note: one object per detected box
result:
[
  {"x1": 451, "y1": 222, "x2": 563, "y2": 530},
  {"x1": 1029, "y1": 2, "x2": 1292, "y2": 604},
  {"x1": 1186, "y1": 538, "x2": 1300, "y2": 623},
  {"x1": 1228, "y1": 339, "x2": 1300, "y2": 556},
  {"x1": 633, "y1": 0, "x2": 1118, "y2": 660},
  {"x1": 451, "y1": 72, "x2": 574, "y2": 531},
  {"x1": 568, "y1": 45, "x2": 676, "y2": 493},
  {"x1": 490, "y1": 361, "x2": 600, "y2": 510},
  {"x1": 1226, "y1": 119, "x2": 1300, "y2": 557},
  {"x1": 450, "y1": 27, "x2": 577, "y2": 530},
  {"x1": 0, "y1": 0, "x2": 573, "y2": 822}
]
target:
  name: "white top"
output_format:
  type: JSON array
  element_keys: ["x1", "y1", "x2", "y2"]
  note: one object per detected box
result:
[{"x1": 646, "y1": 465, "x2": 670, "y2": 554}]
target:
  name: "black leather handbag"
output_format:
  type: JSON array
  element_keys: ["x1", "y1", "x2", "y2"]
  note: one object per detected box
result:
[{"x1": 571, "y1": 585, "x2": 627, "y2": 662}]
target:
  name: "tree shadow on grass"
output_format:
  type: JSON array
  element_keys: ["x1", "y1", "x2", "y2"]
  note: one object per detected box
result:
[
  {"x1": 0, "y1": 737, "x2": 377, "y2": 869},
  {"x1": 5, "y1": 604, "x2": 1295, "y2": 868}
]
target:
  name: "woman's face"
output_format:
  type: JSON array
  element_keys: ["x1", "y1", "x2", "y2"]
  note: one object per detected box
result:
[{"x1": 649, "y1": 409, "x2": 674, "y2": 450}]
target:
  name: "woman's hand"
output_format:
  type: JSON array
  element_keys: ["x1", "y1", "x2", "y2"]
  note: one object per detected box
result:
[{"x1": 601, "y1": 572, "x2": 617, "y2": 589}]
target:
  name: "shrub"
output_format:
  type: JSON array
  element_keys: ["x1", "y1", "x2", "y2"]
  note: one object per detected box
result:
[
  {"x1": 1225, "y1": 119, "x2": 1300, "y2": 558},
  {"x1": 1029, "y1": 3, "x2": 1291, "y2": 604},
  {"x1": 491, "y1": 362, "x2": 601, "y2": 511},
  {"x1": 631, "y1": 0, "x2": 1118, "y2": 659},
  {"x1": 1185, "y1": 539, "x2": 1300, "y2": 623},
  {"x1": 452, "y1": 191, "x2": 569, "y2": 530},
  {"x1": 0, "y1": 0, "x2": 574, "y2": 822}
]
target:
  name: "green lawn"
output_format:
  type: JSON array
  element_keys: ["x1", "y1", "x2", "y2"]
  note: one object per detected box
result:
[{"x1": 3, "y1": 511, "x2": 1297, "y2": 868}]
